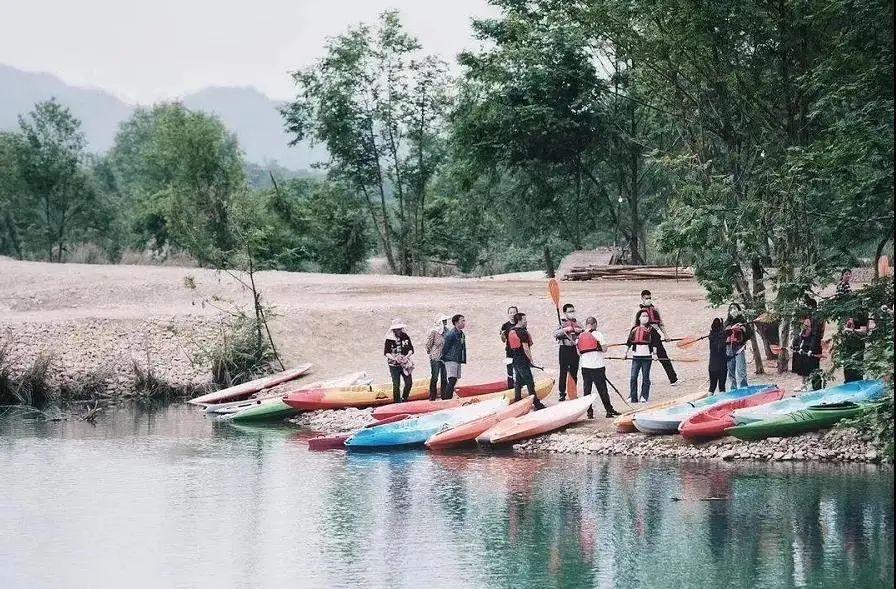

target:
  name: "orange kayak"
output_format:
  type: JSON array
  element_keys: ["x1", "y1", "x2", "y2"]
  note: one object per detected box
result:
[
  {"x1": 613, "y1": 391, "x2": 709, "y2": 432},
  {"x1": 426, "y1": 397, "x2": 533, "y2": 449},
  {"x1": 283, "y1": 378, "x2": 429, "y2": 410},
  {"x1": 372, "y1": 378, "x2": 554, "y2": 420}
]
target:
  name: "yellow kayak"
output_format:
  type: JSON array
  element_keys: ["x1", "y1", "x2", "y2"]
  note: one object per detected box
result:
[{"x1": 284, "y1": 378, "x2": 430, "y2": 410}]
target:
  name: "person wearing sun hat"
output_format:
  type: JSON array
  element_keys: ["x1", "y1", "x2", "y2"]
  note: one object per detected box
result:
[
  {"x1": 384, "y1": 319, "x2": 415, "y2": 403},
  {"x1": 425, "y1": 313, "x2": 451, "y2": 400}
]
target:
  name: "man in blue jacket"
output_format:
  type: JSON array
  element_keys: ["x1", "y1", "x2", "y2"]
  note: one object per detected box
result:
[{"x1": 440, "y1": 314, "x2": 467, "y2": 399}]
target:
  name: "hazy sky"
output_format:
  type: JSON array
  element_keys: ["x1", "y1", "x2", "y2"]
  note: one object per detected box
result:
[{"x1": 0, "y1": 0, "x2": 495, "y2": 103}]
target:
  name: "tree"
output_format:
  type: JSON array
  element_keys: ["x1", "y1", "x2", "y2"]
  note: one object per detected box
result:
[
  {"x1": 14, "y1": 99, "x2": 100, "y2": 262},
  {"x1": 0, "y1": 132, "x2": 26, "y2": 258},
  {"x1": 282, "y1": 10, "x2": 448, "y2": 275}
]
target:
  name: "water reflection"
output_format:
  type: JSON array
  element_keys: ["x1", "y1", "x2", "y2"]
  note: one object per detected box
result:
[{"x1": 0, "y1": 405, "x2": 892, "y2": 589}]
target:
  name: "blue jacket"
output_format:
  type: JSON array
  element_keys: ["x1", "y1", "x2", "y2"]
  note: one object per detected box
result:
[{"x1": 441, "y1": 328, "x2": 467, "y2": 364}]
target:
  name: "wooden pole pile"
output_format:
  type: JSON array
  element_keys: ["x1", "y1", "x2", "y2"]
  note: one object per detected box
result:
[{"x1": 563, "y1": 265, "x2": 694, "y2": 281}]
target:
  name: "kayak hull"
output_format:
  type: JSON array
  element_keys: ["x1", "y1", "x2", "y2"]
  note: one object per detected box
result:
[
  {"x1": 284, "y1": 379, "x2": 430, "y2": 410},
  {"x1": 725, "y1": 403, "x2": 871, "y2": 441},
  {"x1": 205, "y1": 372, "x2": 370, "y2": 414},
  {"x1": 477, "y1": 395, "x2": 595, "y2": 446},
  {"x1": 372, "y1": 379, "x2": 552, "y2": 420},
  {"x1": 455, "y1": 380, "x2": 514, "y2": 398},
  {"x1": 732, "y1": 380, "x2": 885, "y2": 425},
  {"x1": 678, "y1": 389, "x2": 786, "y2": 440},
  {"x1": 633, "y1": 385, "x2": 778, "y2": 435},
  {"x1": 307, "y1": 414, "x2": 411, "y2": 450},
  {"x1": 188, "y1": 364, "x2": 313, "y2": 406},
  {"x1": 614, "y1": 392, "x2": 709, "y2": 433},
  {"x1": 231, "y1": 399, "x2": 296, "y2": 422}
]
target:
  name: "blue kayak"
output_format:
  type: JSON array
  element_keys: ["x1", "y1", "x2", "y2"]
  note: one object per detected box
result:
[
  {"x1": 345, "y1": 398, "x2": 508, "y2": 449},
  {"x1": 732, "y1": 380, "x2": 885, "y2": 425},
  {"x1": 633, "y1": 385, "x2": 779, "y2": 434}
]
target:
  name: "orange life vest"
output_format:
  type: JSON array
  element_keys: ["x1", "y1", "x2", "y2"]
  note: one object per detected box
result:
[
  {"x1": 632, "y1": 326, "x2": 652, "y2": 345},
  {"x1": 577, "y1": 330, "x2": 603, "y2": 353}
]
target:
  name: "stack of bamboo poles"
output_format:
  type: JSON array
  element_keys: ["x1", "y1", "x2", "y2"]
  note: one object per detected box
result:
[{"x1": 563, "y1": 265, "x2": 694, "y2": 281}]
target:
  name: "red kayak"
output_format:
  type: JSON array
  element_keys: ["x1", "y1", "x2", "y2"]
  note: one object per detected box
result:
[
  {"x1": 455, "y1": 380, "x2": 512, "y2": 398},
  {"x1": 678, "y1": 388, "x2": 786, "y2": 440},
  {"x1": 308, "y1": 414, "x2": 410, "y2": 450}
]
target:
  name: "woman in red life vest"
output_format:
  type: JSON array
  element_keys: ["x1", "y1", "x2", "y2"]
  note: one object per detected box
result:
[
  {"x1": 791, "y1": 297, "x2": 825, "y2": 391},
  {"x1": 624, "y1": 310, "x2": 661, "y2": 403},
  {"x1": 578, "y1": 316, "x2": 620, "y2": 418}
]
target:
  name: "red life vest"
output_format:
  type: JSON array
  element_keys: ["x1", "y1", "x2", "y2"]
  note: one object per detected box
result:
[
  {"x1": 632, "y1": 326, "x2": 652, "y2": 345},
  {"x1": 726, "y1": 325, "x2": 745, "y2": 345},
  {"x1": 577, "y1": 330, "x2": 603, "y2": 353},
  {"x1": 642, "y1": 305, "x2": 661, "y2": 325},
  {"x1": 508, "y1": 328, "x2": 529, "y2": 350}
]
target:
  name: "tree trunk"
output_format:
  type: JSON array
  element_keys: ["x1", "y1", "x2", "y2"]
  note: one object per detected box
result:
[
  {"x1": 751, "y1": 257, "x2": 777, "y2": 360},
  {"x1": 874, "y1": 235, "x2": 890, "y2": 280},
  {"x1": 733, "y1": 269, "x2": 766, "y2": 375}
]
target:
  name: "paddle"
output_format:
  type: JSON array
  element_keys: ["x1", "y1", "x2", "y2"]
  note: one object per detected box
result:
[
  {"x1": 677, "y1": 334, "x2": 709, "y2": 349},
  {"x1": 604, "y1": 376, "x2": 632, "y2": 409},
  {"x1": 604, "y1": 356, "x2": 703, "y2": 363},
  {"x1": 548, "y1": 278, "x2": 578, "y2": 399}
]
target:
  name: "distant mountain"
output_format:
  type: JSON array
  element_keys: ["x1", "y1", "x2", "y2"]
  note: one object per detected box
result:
[{"x1": 0, "y1": 64, "x2": 325, "y2": 170}]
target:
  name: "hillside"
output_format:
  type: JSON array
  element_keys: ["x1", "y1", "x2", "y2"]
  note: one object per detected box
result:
[{"x1": 0, "y1": 64, "x2": 324, "y2": 169}]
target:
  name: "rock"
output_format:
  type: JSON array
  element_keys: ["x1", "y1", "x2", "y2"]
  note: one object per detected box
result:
[
  {"x1": 773, "y1": 451, "x2": 785, "y2": 461},
  {"x1": 865, "y1": 450, "x2": 879, "y2": 462},
  {"x1": 768, "y1": 437, "x2": 782, "y2": 443},
  {"x1": 720, "y1": 450, "x2": 735, "y2": 461},
  {"x1": 782, "y1": 453, "x2": 793, "y2": 461}
]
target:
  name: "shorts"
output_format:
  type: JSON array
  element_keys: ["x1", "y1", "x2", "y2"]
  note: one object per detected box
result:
[{"x1": 445, "y1": 361, "x2": 462, "y2": 379}]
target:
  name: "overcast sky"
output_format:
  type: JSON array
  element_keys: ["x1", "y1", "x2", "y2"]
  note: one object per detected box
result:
[{"x1": 0, "y1": 0, "x2": 495, "y2": 103}]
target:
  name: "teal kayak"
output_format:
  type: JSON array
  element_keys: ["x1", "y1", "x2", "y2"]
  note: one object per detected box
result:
[
  {"x1": 725, "y1": 402, "x2": 872, "y2": 441},
  {"x1": 732, "y1": 380, "x2": 885, "y2": 424},
  {"x1": 230, "y1": 398, "x2": 296, "y2": 422},
  {"x1": 633, "y1": 385, "x2": 778, "y2": 434}
]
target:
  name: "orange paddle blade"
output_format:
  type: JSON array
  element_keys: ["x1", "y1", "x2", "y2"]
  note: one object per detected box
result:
[
  {"x1": 566, "y1": 374, "x2": 578, "y2": 399},
  {"x1": 676, "y1": 334, "x2": 705, "y2": 349},
  {"x1": 548, "y1": 278, "x2": 561, "y2": 307},
  {"x1": 878, "y1": 255, "x2": 890, "y2": 277}
]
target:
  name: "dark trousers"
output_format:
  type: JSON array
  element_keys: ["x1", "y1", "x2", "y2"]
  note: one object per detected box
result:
[
  {"x1": 505, "y1": 361, "x2": 515, "y2": 390},
  {"x1": 443, "y1": 377, "x2": 458, "y2": 400},
  {"x1": 558, "y1": 346, "x2": 579, "y2": 398},
  {"x1": 582, "y1": 366, "x2": 613, "y2": 415},
  {"x1": 654, "y1": 340, "x2": 678, "y2": 384},
  {"x1": 630, "y1": 357, "x2": 652, "y2": 402},
  {"x1": 708, "y1": 367, "x2": 727, "y2": 394},
  {"x1": 513, "y1": 358, "x2": 536, "y2": 401},
  {"x1": 389, "y1": 365, "x2": 412, "y2": 403},
  {"x1": 429, "y1": 360, "x2": 447, "y2": 401},
  {"x1": 843, "y1": 343, "x2": 865, "y2": 383}
]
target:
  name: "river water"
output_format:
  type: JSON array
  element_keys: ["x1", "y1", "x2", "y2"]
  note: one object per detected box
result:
[{"x1": 0, "y1": 403, "x2": 892, "y2": 589}]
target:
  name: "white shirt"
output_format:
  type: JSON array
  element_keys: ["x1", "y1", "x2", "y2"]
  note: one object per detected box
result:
[{"x1": 579, "y1": 330, "x2": 606, "y2": 369}]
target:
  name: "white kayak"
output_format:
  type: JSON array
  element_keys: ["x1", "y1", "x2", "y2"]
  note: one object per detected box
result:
[
  {"x1": 205, "y1": 372, "x2": 370, "y2": 414},
  {"x1": 476, "y1": 395, "x2": 595, "y2": 445},
  {"x1": 188, "y1": 364, "x2": 313, "y2": 406}
]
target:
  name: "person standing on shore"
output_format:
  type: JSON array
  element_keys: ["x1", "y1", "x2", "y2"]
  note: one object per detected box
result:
[
  {"x1": 791, "y1": 297, "x2": 825, "y2": 391},
  {"x1": 425, "y1": 313, "x2": 450, "y2": 401},
  {"x1": 624, "y1": 309, "x2": 661, "y2": 403},
  {"x1": 577, "y1": 316, "x2": 620, "y2": 419},
  {"x1": 836, "y1": 268, "x2": 852, "y2": 297},
  {"x1": 384, "y1": 319, "x2": 415, "y2": 403},
  {"x1": 508, "y1": 312, "x2": 547, "y2": 410},
  {"x1": 500, "y1": 306, "x2": 519, "y2": 390},
  {"x1": 707, "y1": 318, "x2": 728, "y2": 394},
  {"x1": 638, "y1": 290, "x2": 679, "y2": 386},
  {"x1": 440, "y1": 314, "x2": 467, "y2": 400},
  {"x1": 724, "y1": 303, "x2": 753, "y2": 390},
  {"x1": 553, "y1": 303, "x2": 583, "y2": 401}
]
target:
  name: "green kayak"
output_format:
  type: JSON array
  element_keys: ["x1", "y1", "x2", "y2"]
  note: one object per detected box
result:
[
  {"x1": 725, "y1": 402, "x2": 870, "y2": 441},
  {"x1": 230, "y1": 398, "x2": 297, "y2": 423}
]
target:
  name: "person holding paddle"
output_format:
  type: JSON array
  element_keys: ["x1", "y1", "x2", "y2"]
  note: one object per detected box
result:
[
  {"x1": 638, "y1": 290, "x2": 679, "y2": 386},
  {"x1": 578, "y1": 316, "x2": 620, "y2": 418},
  {"x1": 724, "y1": 303, "x2": 753, "y2": 390},
  {"x1": 553, "y1": 303, "x2": 583, "y2": 401},
  {"x1": 624, "y1": 309, "x2": 662, "y2": 403},
  {"x1": 508, "y1": 312, "x2": 547, "y2": 410}
]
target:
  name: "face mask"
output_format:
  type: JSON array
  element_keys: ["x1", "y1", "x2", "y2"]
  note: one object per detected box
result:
[
  {"x1": 642, "y1": 299, "x2": 653, "y2": 306},
  {"x1": 565, "y1": 312, "x2": 576, "y2": 320},
  {"x1": 729, "y1": 308, "x2": 738, "y2": 317},
  {"x1": 639, "y1": 315, "x2": 649, "y2": 325}
]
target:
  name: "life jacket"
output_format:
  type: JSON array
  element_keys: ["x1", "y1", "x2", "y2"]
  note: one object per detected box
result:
[
  {"x1": 508, "y1": 328, "x2": 524, "y2": 350},
  {"x1": 641, "y1": 305, "x2": 661, "y2": 325},
  {"x1": 577, "y1": 330, "x2": 603, "y2": 353},
  {"x1": 726, "y1": 324, "x2": 745, "y2": 346},
  {"x1": 631, "y1": 326, "x2": 652, "y2": 346}
]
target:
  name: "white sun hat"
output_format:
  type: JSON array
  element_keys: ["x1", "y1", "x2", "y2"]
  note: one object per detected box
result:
[{"x1": 389, "y1": 319, "x2": 407, "y2": 330}]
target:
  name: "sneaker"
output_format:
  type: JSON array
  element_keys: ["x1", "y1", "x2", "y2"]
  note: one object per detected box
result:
[
  {"x1": 533, "y1": 401, "x2": 547, "y2": 411},
  {"x1": 639, "y1": 398, "x2": 649, "y2": 404},
  {"x1": 587, "y1": 408, "x2": 594, "y2": 419},
  {"x1": 670, "y1": 381, "x2": 679, "y2": 387},
  {"x1": 558, "y1": 394, "x2": 566, "y2": 402},
  {"x1": 606, "y1": 409, "x2": 621, "y2": 418}
]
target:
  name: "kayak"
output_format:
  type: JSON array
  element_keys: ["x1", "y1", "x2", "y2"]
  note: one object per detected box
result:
[
  {"x1": 732, "y1": 380, "x2": 885, "y2": 425},
  {"x1": 231, "y1": 399, "x2": 296, "y2": 422},
  {"x1": 633, "y1": 385, "x2": 778, "y2": 434},
  {"x1": 426, "y1": 397, "x2": 533, "y2": 449},
  {"x1": 614, "y1": 391, "x2": 709, "y2": 433},
  {"x1": 678, "y1": 388, "x2": 786, "y2": 440},
  {"x1": 188, "y1": 364, "x2": 313, "y2": 406},
  {"x1": 455, "y1": 380, "x2": 515, "y2": 398},
  {"x1": 345, "y1": 398, "x2": 508, "y2": 449},
  {"x1": 725, "y1": 402, "x2": 873, "y2": 441},
  {"x1": 476, "y1": 395, "x2": 595, "y2": 446},
  {"x1": 283, "y1": 378, "x2": 430, "y2": 411},
  {"x1": 206, "y1": 372, "x2": 370, "y2": 414},
  {"x1": 308, "y1": 414, "x2": 411, "y2": 450},
  {"x1": 372, "y1": 378, "x2": 553, "y2": 420}
]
